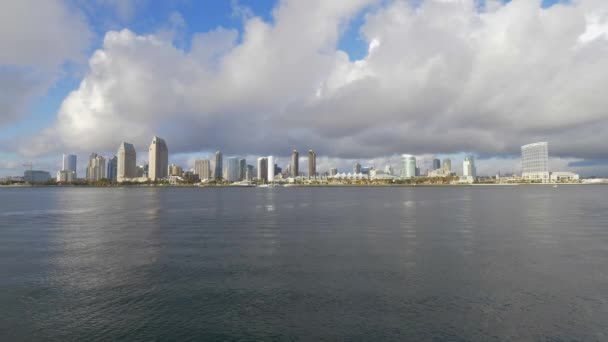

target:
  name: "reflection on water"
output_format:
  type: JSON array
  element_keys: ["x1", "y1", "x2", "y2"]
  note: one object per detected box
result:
[{"x1": 0, "y1": 186, "x2": 607, "y2": 341}]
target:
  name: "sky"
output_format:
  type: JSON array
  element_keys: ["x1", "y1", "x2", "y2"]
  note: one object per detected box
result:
[{"x1": 1, "y1": 0, "x2": 608, "y2": 178}]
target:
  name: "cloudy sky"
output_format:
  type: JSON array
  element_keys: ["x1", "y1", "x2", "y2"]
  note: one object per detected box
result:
[{"x1": 1, "y1": 0, "x2": 608, "y2": 177}]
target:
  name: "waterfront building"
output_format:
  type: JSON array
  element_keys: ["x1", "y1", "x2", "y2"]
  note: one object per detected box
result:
[
  {"x1": 550, "y1": 172, "x2": 579, "y2": 183},
  {"x1": 433, "y1": 158, "x2": 441, "y2": 170},
  {"x1": 353, "y1": 162, "x2": 361, "y2": 174},
  {"x1": 239, "y1": 159, "x2": 246, "y2": 181},
  {"x1": 56, "y1": 170, "x2": 75, "y2": 183},
  {"x1": 257, "y1": 157, "x2": 268, "y2": 183},
  {"x1": 214, "y1": 150, "x2": 223, "y2": 180},
  {"x1": 268, "y1": 156, "x2": 275, "y2": 182},
  {"x1": 194, "y1": 159, "x2": 211, "y2": 180},
  {"x1": 308, "y1": 150, "x2": 316, "y2": 178},
  {"x1": 330, "y1": 168, "x2": 338, "y2": 176},
  {"x1": 462, "y1": 155, "x2": 477, "y2": 182},
  {"x1": 117, "y1": 142, "x2": 137, "y2": 181},
  {"x1": 149, "y1": 136, "x2": 168, "y2": 181},
  {"x1": 136, "y1": 165, "x2": 145, "y2": 177},
  {"x1": 246, "y1": 165, "x2": 254, "y2": 181},
  {"x1": 521, "y1": 142, "x2": 549, "y2": 183},
  {"x1": 169, "y1": 164, "x2": 183, "y2": 177},
  {"x1": 86, "y1": 153, "x2": 106, "y2": 181},
  {"x1": 24, "y1": 170, "x2": 51, "y2": 183},
  {"x1": 62, "y1": 154, "x2": 77, "y2": 176},
  {"x1": 227, "y1": 158, "x2": 241, "y2": 182},
  {"x1": 107, "y1": 156, "x2": 117, "y2": 181},
  {"x1": 384, "y1": 165, "x2": 393, "y2": 175},
  {"x1": 443, "y1": 158, "x2": 452, "y2": 173},
  {"x1": 401, "y1": 155, "x2": 416, "y2": 178},
  {"x1": 291, "y1": 150, "x2": 299, "y2": 177}
]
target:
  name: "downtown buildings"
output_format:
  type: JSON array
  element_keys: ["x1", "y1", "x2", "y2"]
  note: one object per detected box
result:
[
  {"x1": 149, "y1": 136, "x2": 169, "y2": 181},
  {"x1": 117, "y1": 142, "x2": 137, "y2": 181},
  {"x1": 86, "y1": 153, "x2": 106, "y2": 181}
]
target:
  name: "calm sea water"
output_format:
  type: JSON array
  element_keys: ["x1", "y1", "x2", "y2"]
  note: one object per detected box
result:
[{"x1": 0, "y1": 186, "x2": 607, "y2": 341}]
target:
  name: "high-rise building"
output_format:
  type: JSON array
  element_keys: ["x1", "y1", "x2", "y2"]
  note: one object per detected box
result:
[
  {"x1": 239, "y1": 159, "x2": 246, "y2": 181},
  {"x1": 106, "y1": 156, "x2": 118, "y2": 181},
  {"x1": 62, "y1": 154, "x2": 77, "y2": 175},
  {"x1": 330, "y1": 168, "x2": 338, "y2": 176},
  {"x1": 308, "y1": 150, "x2": 316, "y2": 178},
  {"x1": 268, "y1": 156, "x2": 275, "y2": 182},
  {"x1": 443, "y1": 158, "x2": 452, "y2": 173},
  {"x1": 354, "y1": 162, "x2": 362, "y2": 174},
  {"x1": 214, "y1": 150, "x2": 223, "y2": 180},
  {"x1": 117, "y1": 142, "x2": 137, "y2": 181},
  {"x1": 384, "y1": 165, "x2": 393, "y2": 175},
  {"x1": 226, "y1": 158, "x2": 240, "y2": 182},
  {"x1": 148, "y1": 136, "x2": 168, "y2": 181},
  {"x1": 86, "y1": 153, "x2": 106, "y2": 181},
  {"x1": 246, "y1": 165, "x2": 254, "y2": 181},
  {"x1": 433, "y1": 158, "x2": 441, "y2": 170},
  {"x1": 168, "y1": 164, "x2": 183, "y2": 176},
  {"x1": 521, "y1": 142, "x2": 549, "y2": 183},
  {"x1": 194, "y1": 159, "x2": 211, "y2": 180},
  {"x1": 401, "y1": 155, "x2": 416, "y2": 178},
  {"x1": 291, "y1": 150, "x2": 299, "y2": 177},
  {"x1": 257, "y1": 157, "x2": 268, "y2": 183},
  {"x1": 463, "y1": 155, "x2": 477, "y2": 181}
]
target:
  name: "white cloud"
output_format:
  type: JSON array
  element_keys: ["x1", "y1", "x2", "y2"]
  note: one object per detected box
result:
[{"x1": 15, "y1": 0, "x2": 608, "y2": 177}]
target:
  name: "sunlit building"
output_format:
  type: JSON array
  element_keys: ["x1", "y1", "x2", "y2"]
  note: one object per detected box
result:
[
  {"x1": 117, "y1": 142, "x2": 137, "y2": 182},
  {"x1": 291, "y1": 150, "x2": 299, "y2": 177},
  {"x1": 521, "y1": 142, "x2": 550, "y2": 183},
  {"x1": 214, "y1": 150, "x2": 223, "y2": 180},
  {"x1": 149, "y1": 136, "x2": 168, "y2": 181},
  {"x1": 194, "y1": 159, "x2": 211, "y2": 181},
  {"x1": 308, "y1": 150, "x2": 316, "y2": 178},
  {"x1": 401, "y1": 155, "x2": 416, "y2": 178}
]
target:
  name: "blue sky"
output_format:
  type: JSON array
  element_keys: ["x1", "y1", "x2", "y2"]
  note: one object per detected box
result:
[{"x1": 1, "y1": 0, "x2": 606, "y2": 178}]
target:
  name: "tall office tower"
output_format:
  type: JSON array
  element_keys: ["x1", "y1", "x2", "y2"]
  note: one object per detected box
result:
[
  {"x1": 117, "y1": 142, "x2": 137, "y2": 181},
  {"x1": 433, "y1": 158, "x2": 441, "y2": 170},
  {"x1": 257, "y1": 157, "x2": 268, "y2": 183},
  {"x1": 330, "y1": 168, "x2": 338, "y2": 176},
  {"x1": 291, "y1": 150, "x2": 299, "y2": 177},
  {"x1": 443, "y1": 158, "x2": 452, "y2": 173},
  {"x1": 214, "y1": 150, "x2": 223, "y2": 180},
  {"x1": 62, "y1": 154, "x2": 77, "y2": 174},
  {"x1": 521, "y1": 142, "x2": 549, "y2": 183},
  {"x1": 225, "y1": 158, "x2": 240, "y2": 182},
  {"x1": 354, "y1": 162, "x2": 362, "y2": 174},
  {"x1": 267, "y1": 156, "x2": 275, "y2": 182},
  {"x1": 86, "y1": 153, "x2": 106, "y2": 181},
  {"x1": 107, "y1": 156, "x2": 118, "y2": 181},
  {"x1": 384, "y1": 165, "x2": 393, "y2": 175},
  {"x1": 463, "y1": 155, "x2": 477, "y2": 180},
  {"x1": 148, "y1": 136, "x2": 168, "y2": 181},
  {"x1": 401, "y1": 155, "x2": 417, "y2": 178},
  {"x1": 246, "y1": 165, "x2": 254, "y2": 181},
  {"x1": 239, "y1": 159, "x2": 247, "y2": 181},
  {"x1": 308, "y1": 150, "x2": 316, "y2": 178},
  {"x1": 194, "y1": 159, "x2": 211, "y2": 180}
]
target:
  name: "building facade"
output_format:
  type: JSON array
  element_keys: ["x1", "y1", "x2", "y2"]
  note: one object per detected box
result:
[
  {"x1": 462, "y1": 155, "x2": 477, "y2": 182},
  {"x1": 62, "y1": 154, "x2": 77, "y2": 176},
  {"x1": 117, "y1": 142, "x2": 137, "y2": 181},
  {"x1": 149, "y1": 136, "x2": 168, "y2": 181},
  {"x1": 433, "y1": 158, "x2": 441, "y2": 170},
  {"x1": 257, "y1": 157, "x2": 268, "y2": 183},
  {"x1": 214, "y1": 150, "x2": 223, "y2": 180},
  {"x1": 443, "y1": 158, "x2": 452, "y2": 173},
  {"x1": 401, "y1": 155, "x2": 416, "y2": 178},
  {"x1": 291, "y1": 150, "x2": 299, "y2": 177},
  {"x1": 86, "y1": 153, "x2": 106, "y2": 181},
  {"x1": 521, "y1": 142, "x2": 549, "y2": 183},
  {"x1": 308, "y1": 150, "x2": 316, "y2": 178},
  {"x1": 106, "y1": 156, "x2": 117, "y2": 181},
  {"x1": 194, "y1": 159, "x2": 211, "y2": 180},
  {"x1": 168, "y1": 164, "x2": 183, "y2": 177},
  {"x1": 24, "y1": 170, "x2": 51, "y2": 183},
  {"x1": 353, "y1": 162, "x2": 362, "y2": 174},
  {"x1": 226, "y1": 158, "x2": 240, "y2": 182},
  {"x1": 56, "y1": 170, "x2": 76, "y2": 183}
]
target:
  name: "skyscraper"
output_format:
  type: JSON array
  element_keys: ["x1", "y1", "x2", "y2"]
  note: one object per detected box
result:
[
  {"x1": 86, "y1": 153, "x2": 106, "y2": 181},
  {"x1": 117, "y1": 142, "x2": 137, "y2": 181},
  {"x1": 433, "y1": 158, "x2": 441, "y2": 170},
  {"x1": 268, "y1": 156, "x2": 275, "y2": 182},
  {"x1": 148, "y1": 136, "x2": 168, "y2": 181},
  {"x1": 401, "y1": 155, "x2": 416, "y2": 178},
  {"x1": 107, "y1": 156, "x2": 118, "y2": 181},
  {"x1": 291, "y1": 150, "x2": 299, "y2": 177},
  {"x1": 168, "y1": 164, "x2": 183, "y2": 176},
  {"x1": 194, "y1": 159, "x2": 211, "y2": 180},
  {"x1": 443, "y1": 158, "x2": 452, "y2": 173},
  {"x1": 521, "y1": 142, "x2": 549, "y2": 183},
  {"x1": 227, "y1": 158, "x2": 240, "y2": 182},
  {"x1": 462, "y1": 155, "x2": 477, "y2": 181},
  {"x1": 214, "y1": 150, "x2": 223, "y2": 180},
  {"x1": 239, "y1": 158, "x2": 246, "y2": 181},
  {"x1": 330, "y1": 168, "x2": 338, "y2": 176},
  {"x1": 257, "y1": 157, "x2": 268, "y2": 183},
  {"x1": 354, "y1": 162, "x2": 362, "y2": 174},
  {"x1": 62, "y1": 154, "x2": 77, "y2": 175},
  {"x1": 308, "y1": 150, "x2": 316, "y2": 178}
]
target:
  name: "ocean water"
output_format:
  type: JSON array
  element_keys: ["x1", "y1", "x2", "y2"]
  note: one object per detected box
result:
[{"x1": 0, "y1": 186, "x2": 607, "y2": 341}]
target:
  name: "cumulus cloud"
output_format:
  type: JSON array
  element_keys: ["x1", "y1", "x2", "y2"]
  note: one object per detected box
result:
[
  {"x1": 16, "y1": 0, "x2": 608, "y2": 176},
  {"x1": 0, "y1": 0, "x2": 91, "y2": 125}
]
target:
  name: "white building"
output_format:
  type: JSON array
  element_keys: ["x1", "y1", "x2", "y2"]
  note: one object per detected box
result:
[
  {"x1": 550, "y1": 172, "x2": 579, "y2": 183},
  {"x1": 521, "y1": 142, "x2": 549, "y2": 183},
  {"x1": 194, "y1": 159, "x2": 211, "y2": 180},
  {"x1": 56, "y1": 170, "x2": 76, "y2": 183},
  {"x1": 117, "y1": 142, "x2": 137, "y2": 182},
  {"x1": 268, "y1": 156, "x2": 275, "y2": 182},
  {"x1": 149, "y1": 136, "x2": 168, "y2": 181},
  {"x1": 86, "y1": 153, "x2": 106, "y2": 181},
  {"x1": 462, "y1": 155, "x2": 477, "y2": 183},
  {"x1": 401, "y1": 155, "x2": 416, "y2": 178},
  {"x1": 257, "y1": 157, "x2": 268, "y2": 183}
]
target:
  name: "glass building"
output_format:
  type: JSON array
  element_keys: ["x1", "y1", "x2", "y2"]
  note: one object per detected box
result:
[
  {"x1": 521, "y1": 142, "x2": 549, "y2": 183},
  {"x1": 401, "y1": 155, "x2": 416, "y2": 178}
]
